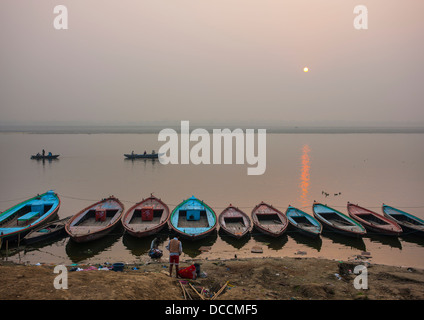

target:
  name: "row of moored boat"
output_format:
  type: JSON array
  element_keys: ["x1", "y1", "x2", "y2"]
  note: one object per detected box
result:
[{"x1": 1, "y1": 191, "x2": 424, "y2": 246}]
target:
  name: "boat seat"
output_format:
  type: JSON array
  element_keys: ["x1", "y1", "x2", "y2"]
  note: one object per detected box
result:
[{"x1": 17, "y1": 211, "x2": 40, "y2": 223}]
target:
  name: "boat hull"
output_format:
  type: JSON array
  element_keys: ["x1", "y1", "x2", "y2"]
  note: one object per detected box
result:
[
  {"x1": 125, "y1": 225, "x2": 167, "y2": 238},
  {"x1": 23, "y1": 217, "x2": 70, "y2": 245},
  {"x1": 124, "y1": 154, "x2": 158, "y2": 159},
  {"x1": 69, "y1": 227, "x2": 118, "y2": 243},
  {"x1": 31, "y1": 155, "x2": 59, "y2": 160}
]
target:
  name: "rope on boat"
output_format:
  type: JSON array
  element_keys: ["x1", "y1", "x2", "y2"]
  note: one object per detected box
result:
[
  {"x1": 56, "y1": 195, "x2": 424, "y2": 211},
  {"x1": 0, "y1": 196, "x2": 40, "y2": 203},
  {"x1": 1, "y1": 193, "x2": 424, "y2": 213},
  {"x1": 0, "y1": 193, "x2": 423, "y2": 209}
]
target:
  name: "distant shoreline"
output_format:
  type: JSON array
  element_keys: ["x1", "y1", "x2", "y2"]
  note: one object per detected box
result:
[{"x1": 1, "y1": 125, "x2": 423, "y2": 134}]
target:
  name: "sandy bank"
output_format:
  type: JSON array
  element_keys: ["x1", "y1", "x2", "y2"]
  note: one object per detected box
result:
[{"x1": 1, "y1": 257, "x2": 423, "y2": 300}]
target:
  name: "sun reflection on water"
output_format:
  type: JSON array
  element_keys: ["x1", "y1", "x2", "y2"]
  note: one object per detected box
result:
[{"x1": 300, "y1": 145, "x2": 311, "y2": 208}]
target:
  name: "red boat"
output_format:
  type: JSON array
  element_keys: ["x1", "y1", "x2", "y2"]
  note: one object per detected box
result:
[
  {"x1": 251, "y1": 202, "x2": 288, "y2": 237},
  {"x1": 347, "y1": 202, "x2": 402, "y2": 236},
  {"x1": 121, "y1": 194, "x2": 170, "y2": 237},
  {"x1": 65, "y1": 196, "x2": 124, "y2": 243}
]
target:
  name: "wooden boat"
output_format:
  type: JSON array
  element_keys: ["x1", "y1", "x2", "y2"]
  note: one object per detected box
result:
[
  {"x1": 382, "y1": 204, "x2": 424, "y2": 236},
  {"x1": 312, "y1": 202, "x2": 366, "y2": 237},
  {"x1": 31, "y1": 154, "x2": 60, "y2": 160},
  {"x1": 347, "y1": 202, "x2": 402, "y2": 236},
  {"x1": 219, "y1": 205, "x2": 251, "y2": 239},
  {"x1": 285, "y1": 205, "x2": 322, "y2": 238},
  {"x1": 168, "y1": 196, "x2": 217, "y2": 240},
  {"x1": 121, "y1": 194, "x2": 170, "y2": 237},
  {"x1": 0, "y1": 191, "x2": 61, "y2": 243},
  {"x1": 23, "y1": 216, "x2": 70, "y2": 244},
  {"x1": 65, "y1": 196, "x2": 124, "y2": 243},
  {"x1": 251, "y1": 202, "x2": 288, "y2": 237},
  {"x1": 124, "y1": 153, "x2": 159, "y2": 159}
]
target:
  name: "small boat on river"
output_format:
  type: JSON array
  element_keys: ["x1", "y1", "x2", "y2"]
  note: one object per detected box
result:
[
  {"x1": 122, "y1": 194, "x2": 170, "y2": 237},
  {"x1": 23, "y1": 216, "x2": 70, "y2": 244},
  {"x1": 285, "y1": 205, "x2": 322, "y2": 238},
  {"x1": 0, "y1": 190, "x2": 61, "y2": 243},
  {"x1": 219, "y1": 205, "x2": 251, "y2": 239},
  {"x1": 65, "y1": 196, "x2": 124, "y2": 243},
  {"x1": 124, "y1": 151, "x2": 159, "y2": 159},
  {"x1": 168, "y1": 196, "x2": 217, "y2": 240},
  {"x1": 251, "y1": 202, "x2": 288, "y2": 237},
  {"x1": 382, "y1": 204, "x2": 424, "y2": 236},
  {"x1": 31, "y1": 154, "x2": 60, "y2": 160},
  {"x1": 313, "y1": 202, "x2": 366, "y2": 238},
  {"x1": 347, "y1": 202, "x2": 402, "y2": 236}
]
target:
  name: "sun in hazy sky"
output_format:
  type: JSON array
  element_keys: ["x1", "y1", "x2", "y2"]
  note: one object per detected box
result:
[{"x1": 303, "y1": 67, "x2": 309, "y2": 73}]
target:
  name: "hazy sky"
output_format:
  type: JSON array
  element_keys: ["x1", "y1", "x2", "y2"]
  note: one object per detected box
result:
[{"x1": 0, "y1": 1, "x2": 423, "y2": 126}]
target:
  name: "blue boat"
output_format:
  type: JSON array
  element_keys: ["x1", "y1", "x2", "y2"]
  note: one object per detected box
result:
[
  {"x1": 313, "y1": 202, "x2": 366, "y2": 238},
  {"x1": 0, "y1": 191, "x2": 61, "y2": 243},
  {"x1": 168, "y1": 196, "x2": 217, "y2": 240},
  {"x1": 382, "y1": 204, "x2": 424, "y2": 236},
  {"x1": 285, "y1": 206, "x2": 322, "y2": 238}
]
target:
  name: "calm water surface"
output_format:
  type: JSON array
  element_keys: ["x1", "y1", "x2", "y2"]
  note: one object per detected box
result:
[{"x1": 1, "y1": 132, "x2": 423, "y2": 268}]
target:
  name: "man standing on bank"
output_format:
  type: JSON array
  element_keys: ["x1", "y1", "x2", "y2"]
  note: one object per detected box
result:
[{"x1": 166, "y1": 235, "x2": 182, "y2": 277}]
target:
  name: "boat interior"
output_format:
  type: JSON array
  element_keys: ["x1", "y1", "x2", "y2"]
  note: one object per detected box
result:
[
  {"x1": 74, "y1": 209, "x2": 119, "y2": 226},
  {"x1": 178, "y1": 209, "x2": 210, "y2": 228},
  {"x1": 32, "y1": 223, "x2": 63, "y2": 234},
  {"x1": 224, "y1": 217, "x2": 247, "y2": 231},
  {"x1": 321, "y1": 212, "x2": 355, "y2": 226},
  {"x1": 256, "y1": 213, "x2": 283, "y2": 225},
  {"x1": 357, "y1": 213, "x2": 389, "y2": 225},
  {"x1": 129, "y1": 209, "x2": 164, "y2": 224},
  {"x1": 291, "y1": 216, "x2": 314, "y2": 226},
  {"x1": 25, "y1": 219, "x2": 69, "y2": 239},
  {"x1": 0, "y1": 203, "x2": 53, "y2": 228},
  {"x1": 389, "y1": 213, "x2": 422, "y2": 225}
]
